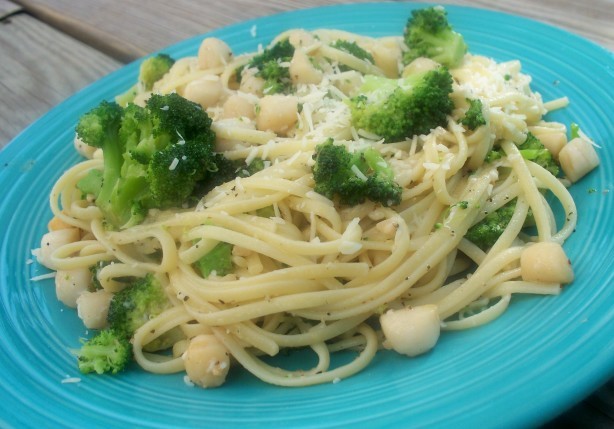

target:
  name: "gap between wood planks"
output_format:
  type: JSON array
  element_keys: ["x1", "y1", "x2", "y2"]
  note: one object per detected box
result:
[{"x1": 10, "y1": 1, "x2": 144, "y2": 63}]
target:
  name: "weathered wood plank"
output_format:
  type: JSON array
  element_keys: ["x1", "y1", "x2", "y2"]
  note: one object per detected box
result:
[
  {"x1": 444, "y1": 0, "x2": 614, "y2": 49},
  {"x1": 0, "y1": 13, "x2": 121, "y2": 147},
  {"x1": 14, "y1": 0, "x2": 613, "y2": 62},
  {"x1": 0, "y1": 0, "x2": 21, "y2": 18}
]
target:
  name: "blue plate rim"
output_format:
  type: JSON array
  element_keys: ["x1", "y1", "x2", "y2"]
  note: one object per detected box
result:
[{"x1": 1, "y1": 3, "x2": 613, "y2": 428}]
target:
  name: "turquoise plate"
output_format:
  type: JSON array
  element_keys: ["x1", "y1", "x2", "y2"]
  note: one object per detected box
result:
[{"x1": 1, "y1": 3, "x2": 612, "y2": 428}]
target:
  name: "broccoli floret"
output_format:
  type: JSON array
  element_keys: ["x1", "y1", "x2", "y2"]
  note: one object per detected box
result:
[
  {"x1": 348, "y1": 67, "x2": 454, "y2": 141},
  {"x1": 140, "y1": 54, "x2": 174, "y2": 90},
  {"x1": 76, "y1": 100, "x2": 139, "y2": 227},
  {"x1": 484, "y1": 149, "x2": 503, "y2": 164},
  {"x1": 465, "y1": 200, "x2": 516, "y2": 250},
  {"x1": 76, "y1": 329, "x2": 132, "y2": 375},
  {"x1": 240, "y1": 158, "x2": 266, "y2": 176},
  {"x1": 107, "y1": 274, "x2": 171, "y2": 339},
  {"x1": 195, "y1": 242, "x2": 234, "y2": 278},
  {"x1": 89, "y1": 260, "x2": 134, "y2": 290},
  {"x1": 330, "y1": 40, "x2": 374, "y2": 71},
  {"x1": 465, "y1": 199, "x2": 535, "y2": 249},
  {"x1": 116, "y1": 54, "x2": 175, "y2": 107},
  {"x1": 460, "y1": 98, "x2": 487, "y2": 130},
  {"x1": 89, "y1": 261, "x2": 107, "y2": 290},
  {"x1": 77, "y1": 168, "x2": 103, "y2": 199},
  {"x1": 518, "y1": 132, "x2": 560, "y2": 176},
  {"x1": 237, "y1": 39, "x2": 295, "y2": 94},
  {"x1": 76, "y1": 93, "x2": 225, "y2": 229},
  {"x1": 75, "y1": 274, "x2": 180, "y2": 375},
  {"x1": 259, "y1": 60, "x2": 292, "y2": 94},
  {"x1": 312, "y1": 139, "x2": 402, "y2": 207},
  {"x1": 485, "y1": 134, "x2": 560, "y2": 176},
  {"x1": 403, "y1": 6, "x2": 467, "y2": 68}
]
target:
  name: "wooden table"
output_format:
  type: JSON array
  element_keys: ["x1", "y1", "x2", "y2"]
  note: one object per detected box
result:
[
  {"x1": 1, "y1": 0, "x2": 612, "y2": 147},
  {"x1": 0, "y1": 0, "x2": 612, "y2": 426}
]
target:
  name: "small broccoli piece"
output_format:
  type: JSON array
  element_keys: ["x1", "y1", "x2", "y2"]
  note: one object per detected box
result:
[
  {"x1": 259, "y1": 60, "x2": 292, "y2": 94},
  {"x1": 518, "y1": 132, "x2": 560, "y2": 176},
  {"x1": 76, "y1": 329, "x2": 132, "y2": 375},
  {"x1": 89, "y1": 261, "x2": 107, "y2": 290},
  {"x1": 348, "y1": 67, "x2": 454, "y2": 141},
  {"x1": 245, "y1": 39, "x2": 295, "y2": 71},
  {"x1": 460, "y1": 98, "x2": 487, "y2": 130},
  {"x1": 465, "y1": 200, "x2": 516, "y2": 250},
  {"x1": 106, "y1": 274, "x2": 183, "y2": 352},
  {"x1": 77, "y1": 169, "x2": 103, "y2": 198},
  {"x1": 570, "y1": 122, "x2": 581, "y2": 139},
  {"x1": 403, "y1": 6, "x2": 467, "y2": 68},
  {"x1": 485, "y1": 134, "x2": 560, "y2": 175},
  {"x1": 107, "y1": 274, "x2": 171, "y2": 339},
  {"x1": 238, "y1": 158, "x2": 266, "y2": 177},
  {"x1": 76, "y1": 93, "x2": 223, "y2": 229},
  {"x1": 139, "y1": 54, "x2": 175, "y2": 91},
  {"x1": 116, "y1": 54, "x2": 175, "y2": 107},
  {"x1": 237, "y1": 39, "x2": 295, "y2": 94},
  {"x1": 146, "y1": 140, "x2": 217, "y2": 208},
  {"x1": 312, "y1": 139, "x2": 402, "y2": 207},
  {"x1": 330, "y1": 40, "x2": 374, "y2": 71},
  {"x1": 89, "y1": 260, "x2": 134, "y2": 290},
  {"x1": 484, "y1": 149, "x2": 503, "y2": 164},
  {"x1": 195, "y1": 242, "x2": 234, "y2": 278},
  {"x1": 465, "y1": 199, "x2": 535, "y2": 250}
]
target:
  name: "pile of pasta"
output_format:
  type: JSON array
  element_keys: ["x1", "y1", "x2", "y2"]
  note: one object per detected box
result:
[{"x1": 38, "y1": 25, "x2": 599, "y2": 387}]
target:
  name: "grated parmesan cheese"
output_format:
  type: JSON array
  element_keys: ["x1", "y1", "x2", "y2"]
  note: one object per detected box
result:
[
  {"x1": 30, "y1": 272, "x2": 56, "y2": 281},
  {"x1": 245, "y1": 146, "x2": 259, "y2": 166},
  {"x1": 351, "y1": 164, "x2": 368, "y2": 182},
  {"x1": 169, "y1": 157, "x2": 179, "y2": 170},
  {"x1": 183, "y1": 375, "x2": 195, "y2": 387}
]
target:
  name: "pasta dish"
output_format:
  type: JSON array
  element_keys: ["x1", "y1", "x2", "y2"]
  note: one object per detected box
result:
[{"x1": 35, "y1": 6, "x2": 600, "y2": 388}]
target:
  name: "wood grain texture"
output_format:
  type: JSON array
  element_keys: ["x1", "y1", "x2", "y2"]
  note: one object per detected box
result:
[
  {"x1": 0, "y1": 13, "x2": 121, "y2": 147},
  {"x1": 13, "y1": 0, "x2": 613, "y2": 63},
  {"x1": 0, "y1": 0, "x2": 21, "y2": 18},
  {"x1": 442, "y1": 0, "x2": 614, "y2": 49}
]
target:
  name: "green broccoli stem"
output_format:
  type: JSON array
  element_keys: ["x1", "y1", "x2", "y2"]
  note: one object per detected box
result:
[
  {"x1": 96, "y1": 133, "x2": 124, "y2": 218},
  {"x1": 362, "y1": 148, "x2": 394, "y2": 180}
]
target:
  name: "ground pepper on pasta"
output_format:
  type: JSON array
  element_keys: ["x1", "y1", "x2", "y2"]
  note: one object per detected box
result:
[{"x1": 34, "y1": 6, "x2": 600, "y2": 387}]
